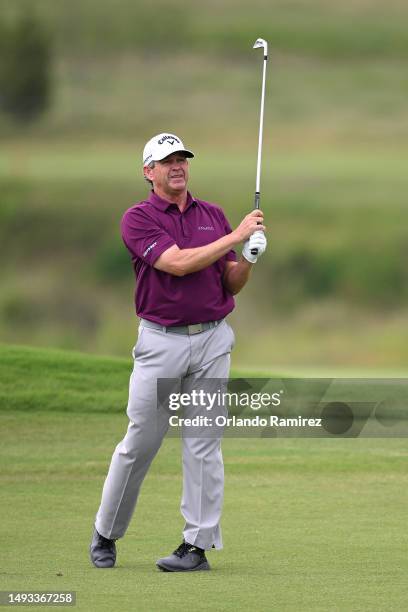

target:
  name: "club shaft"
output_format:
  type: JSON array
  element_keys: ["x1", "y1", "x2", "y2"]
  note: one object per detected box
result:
[{"x1": 255, "y1": 55, "x2": 267, "y2": 196}]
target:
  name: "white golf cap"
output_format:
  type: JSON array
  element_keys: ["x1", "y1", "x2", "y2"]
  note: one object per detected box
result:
[{"x1": 142, "y1": 133, "x2": 194, "y2": 166}]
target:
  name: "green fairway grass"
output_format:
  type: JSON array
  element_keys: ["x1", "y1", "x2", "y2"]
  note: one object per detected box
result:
[
  {"x1": 2, "y1": 411, "x2": 408, "y2": 611},
  {"x1": 1, "y1": 344, "x2": 408, "y2": 610}
]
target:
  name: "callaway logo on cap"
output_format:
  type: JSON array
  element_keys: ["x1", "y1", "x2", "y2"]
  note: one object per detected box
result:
[{"x1": 143, "y1": 133, "x2": 195, "y2": 166}]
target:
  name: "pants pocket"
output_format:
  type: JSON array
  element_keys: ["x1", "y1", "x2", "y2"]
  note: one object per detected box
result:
[
  {"x1": 132, "y1": 326, "x2": 145, "y2": 359},
  {"x1": 224, "y1": 321, "x2": 235, "y2": 350}
]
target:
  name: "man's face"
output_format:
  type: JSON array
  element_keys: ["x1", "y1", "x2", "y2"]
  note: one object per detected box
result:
[{"x1": 144, "y1": 152, "x2": 189, "y2": 195}]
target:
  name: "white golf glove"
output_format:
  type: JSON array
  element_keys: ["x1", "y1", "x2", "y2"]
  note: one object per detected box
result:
[{"x1": 242, "y1": 230, "x2": 267, "y2": 264}]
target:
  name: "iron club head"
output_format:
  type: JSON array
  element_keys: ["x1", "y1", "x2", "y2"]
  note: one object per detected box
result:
[{"x1": 253, "y1": 38, "x2": 268, "y2": 57}]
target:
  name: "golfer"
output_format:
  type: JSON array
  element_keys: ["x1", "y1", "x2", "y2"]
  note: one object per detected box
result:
[{"x1": 90, "y1": 132, "x2": 267, "y2": 572}]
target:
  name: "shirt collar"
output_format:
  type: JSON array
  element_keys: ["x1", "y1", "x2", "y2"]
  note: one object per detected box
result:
[{"x1": 148, "y1": 190, "x2": 197, "y2": 212}]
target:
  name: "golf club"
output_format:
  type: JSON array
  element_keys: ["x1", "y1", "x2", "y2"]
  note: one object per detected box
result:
[{"x1": 251, "y1": 37, "x2": 268, "y2": 255}]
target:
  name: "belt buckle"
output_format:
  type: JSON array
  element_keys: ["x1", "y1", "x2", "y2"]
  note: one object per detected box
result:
[{"x1": 188, "y1": 323, "x2": 203, "y2": 335}]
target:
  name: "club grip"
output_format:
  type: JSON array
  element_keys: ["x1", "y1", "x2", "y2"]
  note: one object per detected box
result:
[{"x1": 251, "y1": 192, "x2": 261, "y2": 254}]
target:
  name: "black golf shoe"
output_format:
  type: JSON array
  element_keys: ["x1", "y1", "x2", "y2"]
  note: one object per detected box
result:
[
  {"x1": 90, "y1": 528, "x2": 116, "y2": 568},
  {"x1": 156, "y1": 541, "x2": 210, "y2": 572}
]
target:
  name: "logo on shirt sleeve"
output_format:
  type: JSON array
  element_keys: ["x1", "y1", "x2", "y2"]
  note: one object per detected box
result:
[
  {"x1": 143, "y1": 241, "x2": 157, "y2": 257},
  {"x1": 198, "y1": 226, "x2": 215, "y2": 231}
]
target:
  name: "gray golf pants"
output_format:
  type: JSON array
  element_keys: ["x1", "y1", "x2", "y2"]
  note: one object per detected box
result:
[{"x1": 94, "y1": 319, "x2": 234, "y2": 550}]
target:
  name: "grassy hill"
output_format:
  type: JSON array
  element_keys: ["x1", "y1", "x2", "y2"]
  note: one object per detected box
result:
[
  {"x1": 0, "y1": 343, "x2": 132, "y2": 413},
  {"x1": 0, "y1": 343, "x2": 273, "y2": 413}
]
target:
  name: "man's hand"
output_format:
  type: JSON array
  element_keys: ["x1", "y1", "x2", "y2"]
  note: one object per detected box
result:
[
  {"x1": 232, "y1": 210, "x2": 265, "y2": 242},
  {"x1": 242, "y1": 231, "x2": 267, "y2": 264},
  {"x1": 155, "y1": 209, "x2": 266, "y2": 277}
]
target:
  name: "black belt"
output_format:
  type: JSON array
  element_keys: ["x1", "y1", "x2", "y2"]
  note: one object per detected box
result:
[{"x1": 140, "y1": 318, "x2": 223, "y2": 336}]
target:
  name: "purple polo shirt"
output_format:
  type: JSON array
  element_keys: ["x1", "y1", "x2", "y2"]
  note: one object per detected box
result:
[{"x1": 121, "y1": 190, "x2": 237, "y2": 326}]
